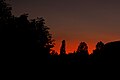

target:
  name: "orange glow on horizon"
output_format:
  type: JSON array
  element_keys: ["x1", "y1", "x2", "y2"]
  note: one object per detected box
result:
[
  {"x1": 53, "y1": 40, "x2": 95, "y2": 54},
  {"x1": 53, "y1": 38, "x2": 120, "y2": 55},
  {"x1": 52, "y1": 30, "x2": 120, "y2": 55}
]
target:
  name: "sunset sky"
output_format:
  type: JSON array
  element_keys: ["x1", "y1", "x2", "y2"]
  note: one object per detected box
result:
[{"x1": 10, "y1": 0, "x2": 120, "y2": 54}]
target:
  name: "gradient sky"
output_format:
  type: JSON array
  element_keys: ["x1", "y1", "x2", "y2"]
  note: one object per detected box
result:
[{"x1": 10, "y1": 0, "x2": 120, "y2": 54}]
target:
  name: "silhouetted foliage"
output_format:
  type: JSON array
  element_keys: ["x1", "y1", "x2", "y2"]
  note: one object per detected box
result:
[
  {"x1": 92, "y1": 41, "x2": 104, "y2": 56},
  {"x1": 77, "y1": 42, "x2": 88, "y2": 54},
  {"x1": 60, "y1": 40, "x2": 66, "y2": 55},
  {"x1": 2, "y1": 0, "x2": 120, "y2": 70},
  {"x1": 30, "y1": 17, "x2": 55, "y2": 56},
  {"x1": 0, "y1": 0, "x2": 55, "y2": 65},
  {"x1": 0, "y1": 0, "x2": 13, "y2": 32},
  {"x1": 90, "y1": 41, "x2": 104, "y2": 64},
  {"x1": 96, "y1": 41, "x2": 104, "y2": 50},
  {"x1": 0, "y1": 0, "x2": 12, "y2": 22},
  {"x1": 75, "y1": 42, "x2": 89, "y2": 64},
  {"x1": 0, "y1": 0, "x2": 13, "y2": 53}
]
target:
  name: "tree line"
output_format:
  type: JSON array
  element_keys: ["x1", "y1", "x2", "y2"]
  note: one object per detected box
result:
[{"x1": 1, "y1": 0, "x2": 120, "y2": 66}]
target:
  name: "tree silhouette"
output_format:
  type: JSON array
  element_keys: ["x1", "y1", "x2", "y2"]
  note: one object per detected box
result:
[
  {"x1": 76, "y1": 42, "x2": 89, "y2": 64},
  {"x1": 0, "y1": 0, "x2": 13, "y2": 53},
  {"x1": 0, "y1": 0, "x2": 55, "y2": 65},
  {"x1": 30, "y1": 17, "x2": 55, "y2": 57},
  {"x1": 0, "y1": 0, "x2": 12, "y2": 23},
  {"x1": 96, "y1": 41, "x2": 104, "y2": 51},
  {"x1": 90, "y1": 41, "x2": 104, "y2": 64},
  {"x1": 92, "y1": 41, "x2": 104, "y2": 56},
  {"x1": 15, "y1": 15, "x2": 55, "y2": 56},
  {"x1": 15, "y1": 14, "x2": 30, "y2": 53},
  {"x1": 0, "y1": 0, "x2": 12, "y2": 31},
  {"x1": 60, "y1": 40, "x2": 66, "y2": 55},
  {"x1": 77, "y1": 42, "x2": 88, "y2": 54},
  {"x1": 0, "y1": 0, "x2": 12, "y2": 34}
]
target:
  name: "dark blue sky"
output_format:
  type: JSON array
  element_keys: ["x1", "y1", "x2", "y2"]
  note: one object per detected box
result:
[{"x1": 10, "y1": 0, "x2": 120, "y2": 53}]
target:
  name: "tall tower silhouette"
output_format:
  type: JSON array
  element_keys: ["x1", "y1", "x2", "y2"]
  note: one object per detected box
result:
[{"x1": 60, "y1": 40, "x2": 66, "y2": 55}]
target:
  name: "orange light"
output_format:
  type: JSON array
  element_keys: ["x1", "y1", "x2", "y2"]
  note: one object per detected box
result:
[{"x1": 52, "y1": 40, "x2": 95, "y2": 54}]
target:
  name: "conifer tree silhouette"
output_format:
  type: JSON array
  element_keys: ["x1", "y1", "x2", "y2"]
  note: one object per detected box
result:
[{"x1": 60, "y1": 40, "x2": 66, "y2": 55}]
